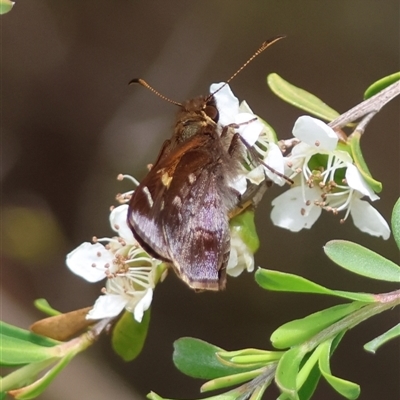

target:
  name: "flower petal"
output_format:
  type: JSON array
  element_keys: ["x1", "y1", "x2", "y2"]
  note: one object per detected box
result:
[
  {"x1": 246, "y1": 165, "x2": 265, "y2": 186},
  {"x1": 230, "y1": 175, "x2": 248, "y2": 194},
  {"x1": 109, "y1": 204, "x2": 136, "y2": 242},
  {"x1": 271, "y1": 186, "x2": 322, "y2": 231},
  {"x1": 66, "y1": 242, "x2": 112, "y2": 282},
  {"x1": 133, "y1": 289, "x2": 153, "y2": 323},
  {"x1": 235, "y1": 113, "x2": 263, "y2": 145},
  {"x1": 226, "y1": 236, "x2": 254, "y2": 277},
  {"x1": 350, "y1": 197, "x2": 390, "y2": 240},
  {"x1": 345, "y1": 164, "x2": 379, "y2": 201},
  {"x1": 293, "y1": 116, "x2": 338, "y2": 151},
  {"x1": 226, "y1": 246, "x2": 238, "y2": 272},
  {"x1": 210, "y1": 82, "x2": 239, "y2": 126},
  {"x1": 264, "y1": 143, "x2": 286, "y2": 186},
  {"x1": 86, "y1": 294, "x2": 127, "y2": 320}
]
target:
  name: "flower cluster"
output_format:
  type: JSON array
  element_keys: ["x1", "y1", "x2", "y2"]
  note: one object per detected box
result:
[
  {"x1": 66, "y1": 202, "x2": 162, "y2": 323},
  {"x1": 270, "y1": 116, "x2": 390, "y2": 239}
]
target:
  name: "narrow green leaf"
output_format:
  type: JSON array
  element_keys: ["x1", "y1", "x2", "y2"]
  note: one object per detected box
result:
[
  {"x1": 1, "y1": 358, "x2": 55, "y2": 393},
  {"x1": 363, "y1": 72, "x2": 400, "y2": 99},
  {"x1": 349, "y1": 132, "x2": 382, "y2": 192},
  {"x1": 249, "y1": 380, "x2": 270, "y2": 400},
  {"x1": 12, "y1": 353, "x2": 75, "y2": 399},
  {"x1": 111, "y1": 309, "x2": 150, "y2": 362},
  {"x1": 271, "y1": 302, "x2": 364, "y2": 349},
  {"x1": 148, "y1": 389, "x2": 242, "y2": 400},
  {"x1": 318, "y1": 340, "x2": 360, "y2": 399},
  {"x1": 201, "y1": 369, "x2": 262, "y2": 392},
  {"x1": 275, "y1": 347, "x2": 306, "y2": 400},
  {"x1": 218, "y1": 348, "x2": 278, "y2": 359},
  {"x1": 147, "y1": 392, "x2": 169, "y2": 400},
  {"x1": 296, "y1": 351, "x2": 321, "y2": 400},
  {"x1": 228, "y1": 353, "x2": 282, "y2": 365},
  {"x1": 295, "y1": 346, "x2": 322, "y2": 390},
  {"x1": 267, "y1": 73, "x2": 340, "y2": 121},
  {"x1": 391, "y1": 198, "x2": 400, "y2": 250},
  {"x1": 0, "y1": 334, "x2": 59, "y2": 366},
  {"x1": 324, "y1": 240, "x2": 400, "y2": 282},
  {"x1": 33, "y1": 299, "x2": 61, "y2": 317},
  {"x1": 0, "y1": 0, "x2": 14, "y2": 14},
  {"x1": 0, "y1": 322, "x2": 59, "y2": 348},
  {"x1": 364, "y1": 323, "x2": 400, "y2": 353},
  {"x1": 173, "y1": 338, "x2": 255, "y2": 380},
  {"x1": 255, "y1": 269, "x2": 375, "y2": 302},
  {"x1": 230, "y1": 210, "x2": 259, "y2": 253},
  {"x1": 297, "y1": 331, "x2": 345, "y2": 400}
]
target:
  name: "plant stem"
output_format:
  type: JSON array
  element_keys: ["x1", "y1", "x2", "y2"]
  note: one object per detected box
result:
[
  {"x1": 329, "y1": 81, "x2": 400, "y2": 129},
  {"x1": 301, "y1": 289, "x2": 400, "y2": 353}
]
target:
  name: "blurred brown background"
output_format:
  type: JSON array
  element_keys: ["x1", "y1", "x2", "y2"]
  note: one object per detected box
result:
[{"x1": 1, "y1": 1, "x2": 399, "y2": 399}]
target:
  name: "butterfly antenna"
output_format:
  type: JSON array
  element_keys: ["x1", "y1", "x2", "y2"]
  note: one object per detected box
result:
[
  {"x1": 129, "y1": 78, "x2": 182, "y2": 107},
  {"x1": 208, "y1": 35, "x2": 285, "y2": 100}
]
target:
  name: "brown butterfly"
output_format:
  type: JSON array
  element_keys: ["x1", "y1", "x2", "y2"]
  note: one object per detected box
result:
[{"x1": 128, "y1": 36, "x2": 285, "y2": 291}]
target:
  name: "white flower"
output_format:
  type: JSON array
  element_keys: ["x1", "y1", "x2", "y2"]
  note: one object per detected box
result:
[
  {"x1": 271, "y1": 116, "x2": 390, "y2": 239},
  {"x1": 66, "y1": 203, "x2": 161, "y2": 323},
  {"x1": 210, "y1": 83, "x2": 285, "y2": 193},
  {"x1": 226, "y1": 231, "x2": 255, "y2": 277}
]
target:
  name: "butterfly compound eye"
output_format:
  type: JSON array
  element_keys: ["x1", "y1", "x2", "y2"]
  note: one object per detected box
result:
[{"x1": 204, "y1": 105, "x2": 219, "y2": 123}]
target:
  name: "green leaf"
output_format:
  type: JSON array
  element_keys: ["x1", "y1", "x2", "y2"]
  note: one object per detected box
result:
[
  {"x1": 296, "y1": 351, "x2": 322, "y2": 400},
  {"x1": 296, "y1": 331, "x2": 345, "y2": 400},
  {"x1": 147, "y1": 393, "x2": 170, "y2": 400},
  {"x1": 1, "y1": 358, "x2": 56, "y2": 393},
  {"x1": 363, "y1": 72, "x2": 400, "y2": 99},
  {"x1": 249, "y1": 381, "x2": 270, "y2": 400},
  {"x1": 219, "y1": 349, "x2": 283, "y2": 366},
  {"x1": 201, "y1": 369, "x2": 262, "y2": 392},
  {"x1": 271, "y1": 302, "x2": 365, "y2": 350},
  {"x1": 267, "y1": 73, "x2": 340, "y2": 122},
  {"x1": 349, "y1": 132, "x2": 382, "y2": 192},
  {"x1": 148, "y1": 389, "x2": 244, "y2": 400},
  {"x1": 324, "y1": 240, "x2": 400, "y2": 282},
  {"x1": 275, "y1": 347, "x2": 306, "y2": 400},
  {"x1": 111, "y1": 309, "x2": 150, "y2": 362},
  {"x1": 0, "y1": 0, "x2": 14, "y2": 14},
  {"x1": 33, "y1": 299, "x2": 61, "y2": 317},
  {"x1": 364, "y1": 323, "x2": 400, "y2": 353},
  {"x1": 0, "y1": 322, "x2": 59, "y2": 348},
  {"x1": 11, "y1": 353, "x2": 75, "y2": 399},
  {"x1": 391, "y1": 198, "x2": 400, "y2": 250},
  {"x1": 0, "y1": 322, "x2": 60, "y2": 366},
  {"x1": 173, "y1": 338, "x2": 255, "y2": 380},
  {"x1": 230, "y1": 210, "x2": 259, "y2": 253},
  {"x1": 0, "y1": 336, "x2": 58, "y2": 367},
  {"x1": 318, "y1": 340, "x2": 360, "y2": 399},
  {"x1": 255, "y1": 269, "x2": 375, "y2": 302}
]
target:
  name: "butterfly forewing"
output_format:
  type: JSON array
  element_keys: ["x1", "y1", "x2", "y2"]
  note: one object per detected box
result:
[
  {"x1": 127, "y1": 166, "x2": 171, "y2": 261},
  {"x1": 161, "y1": 147, "x2": 230, "y2": 290}
]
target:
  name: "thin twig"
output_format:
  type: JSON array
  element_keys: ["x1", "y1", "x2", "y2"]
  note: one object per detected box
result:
[{"x1": 329, "y1": 80, "x2": 400, "y2": 129}]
